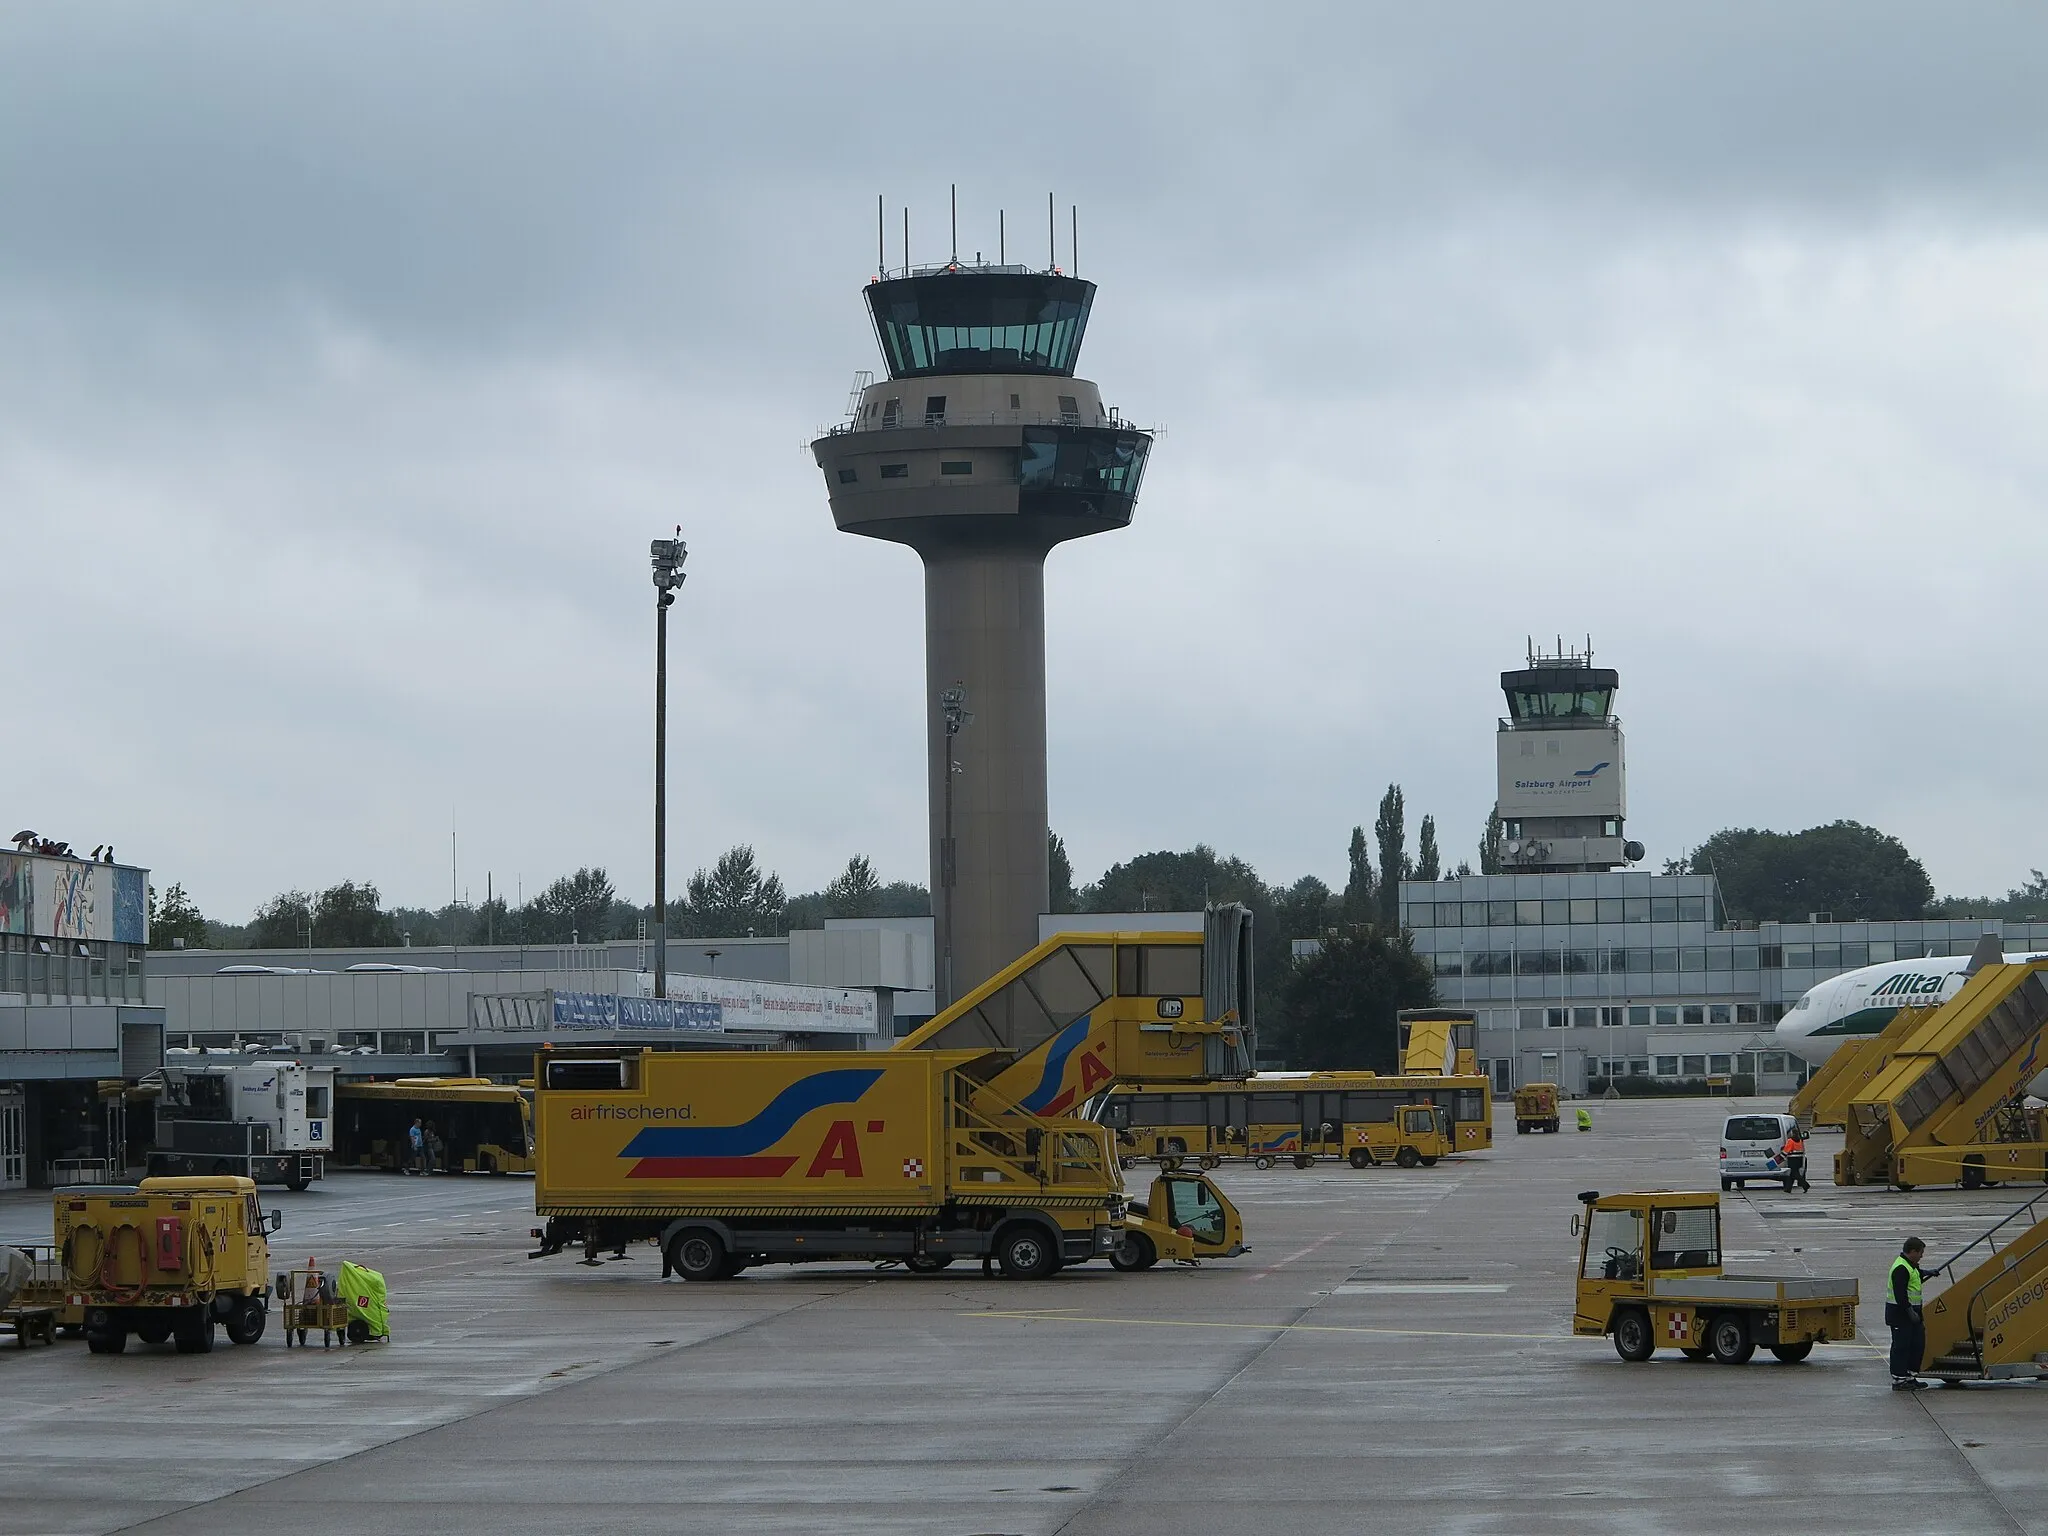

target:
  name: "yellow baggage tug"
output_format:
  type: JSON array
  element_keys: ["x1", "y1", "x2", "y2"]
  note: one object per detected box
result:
[{"x1": 1571, "y1": 1189, "x2": 1857, "y2": 1364}]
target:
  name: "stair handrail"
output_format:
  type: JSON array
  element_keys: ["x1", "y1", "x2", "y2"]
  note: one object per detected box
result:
[
  {"x1": 1957, "y1": 1216, "x2": 2048, "y2": 1377},
  {"x1": 1931, "y1": 1188, "x2": 2048, "y2": 1287}
]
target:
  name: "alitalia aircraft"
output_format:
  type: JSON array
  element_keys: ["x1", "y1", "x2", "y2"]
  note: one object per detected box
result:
[{"x1": 1774, "y1": 948, "x2": 2048, "y2": 1097}]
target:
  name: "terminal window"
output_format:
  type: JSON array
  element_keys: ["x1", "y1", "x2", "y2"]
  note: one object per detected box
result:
[
  {"x1": 1655, "y1": 1055, "x2": 1680, "y2": 1076},
  {"x1": 1681, "y1": 1055, "x2": 1707, "y2": 1075},
  {"x1": 1682, "y1": 1005, "x2": 1705, "y2": 1025},
  {"x1": 837, "y1": 468, "x2": 858, "y2": 483},
  {"x1": 1656, "y1": 1006, "x2": 1679, "y2": 1026},
  {"x1": 1709, "y1": 1004, "x2": 1732, "y2": 1024},
  {"x1": 880, "y1": 463, "x2": 909, "y2": 478},
  {"x1": 940, "y1": 461, "x2": 972, "y2": 475},
  {"x1": 1629, "y1": 1006, "x2": 1651, "y2": 1026},
  {"x1": 1736, "y1": 1004, "x2": 1760, "y2": 1024}
]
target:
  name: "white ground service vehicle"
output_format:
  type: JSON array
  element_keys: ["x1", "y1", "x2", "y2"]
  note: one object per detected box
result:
[{"x1": 1719, "y1": 1112, "x2": 1797, "y2": 1191}]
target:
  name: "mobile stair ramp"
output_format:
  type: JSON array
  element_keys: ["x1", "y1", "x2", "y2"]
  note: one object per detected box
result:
[
  {"x1": 1919, "y1": 1189, "x2": 2048, "y2": 1384},
  {"x1": 1838, "y1": 958, "x2": 2048, "y2": 1190},
  {"x1": 1789, "y1": 1004, "x2": 1930, "y2": 1131}
]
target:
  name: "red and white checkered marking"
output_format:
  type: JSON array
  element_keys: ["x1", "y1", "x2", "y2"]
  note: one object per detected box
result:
[
  {"x1": 902, "y1": 1157, "x2": 925, "y2": 1179},
  {"x1": 1666, "y1": 1311, "x2": 1690, "y2": 1341}
]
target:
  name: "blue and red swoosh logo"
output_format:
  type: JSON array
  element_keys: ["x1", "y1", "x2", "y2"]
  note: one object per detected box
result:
[
  {"x1": 620, "y1": 1068, "x2": 882, "y2": 1178},
  {"x1": 1019, "y1": 1018, "x2": 1091, "y2": 1115}
]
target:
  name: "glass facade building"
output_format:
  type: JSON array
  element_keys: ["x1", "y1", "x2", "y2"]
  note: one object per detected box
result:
[{"x1": 1400, "y1": 871, "x2": 2048, "y2": 1097}]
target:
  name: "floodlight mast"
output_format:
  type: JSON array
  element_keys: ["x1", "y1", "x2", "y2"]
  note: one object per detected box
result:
[
  {"x1": 650, "y1": 535, "x2": 688, "y2": 998},
  {"x1": 812, "y1": 197, "x2": 1152, "y2": 1006}
]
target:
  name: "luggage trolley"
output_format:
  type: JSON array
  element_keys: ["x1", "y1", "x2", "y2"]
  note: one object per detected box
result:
[{"x1": 278, "y1": 1262, "x2": 352, "y2": 1348}]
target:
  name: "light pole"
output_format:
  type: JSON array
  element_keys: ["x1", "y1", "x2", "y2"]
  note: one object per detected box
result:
[
  {"x1": 938, "y1": 683, "x2": 972, "y2": 1008},
  {"x1": 650, "y1": 534, "x2": 689, "y2": 998}
]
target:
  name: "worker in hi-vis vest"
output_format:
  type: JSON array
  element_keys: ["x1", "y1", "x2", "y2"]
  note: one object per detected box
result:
[
  {"x1": 1782, "y1": 1126, "x2": 1810, "y2": 1192},
  {"x1": 1887, "y1": 1237, "x2": 1935, "y2": 1390}
]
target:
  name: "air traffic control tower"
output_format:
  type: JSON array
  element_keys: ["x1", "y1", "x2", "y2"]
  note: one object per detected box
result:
[
  {"x1": 812, "y1": 252, "x2": 1151, "y2": 1006},
  {"x1": 1495, "y1": 639, "x2": 1645, "y2": 873}
]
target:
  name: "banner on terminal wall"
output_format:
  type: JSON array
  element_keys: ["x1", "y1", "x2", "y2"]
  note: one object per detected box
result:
[{"x1": 549, "y1": 979, "x2": 877, "y2": 1036}]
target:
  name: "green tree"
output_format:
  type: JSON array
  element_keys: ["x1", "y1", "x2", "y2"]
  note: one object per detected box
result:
[
  {"x1": 1271, "y1": 927, "x2": 1435, "y2": 1070},
  {"x1": 1479, "y1": 805, "x2": 1505, "y2": 874},
  {"x1": 683, "y1": 846, "x2": 786, "y2": 937},
  {"x1": 1341, "y1": 826, "x2": 1377, "y2": 924},
  {"x1": 248, "y1": 890, "x2": 314, "y2": 949},
  {"x1": 1930, "y1": 869, "x2": 2048, "y2": 920},
  {"x1": 1048, "y1": 830, "x2": 1077, "y2": 914},
  {"x1": 147, "y1": 883, "x2": 209, "y2": 949},
  {"x1": 1686, "y1": 822, "x2": 1934, "y2": 922},
  {"x1": 1374, "y1": 784, "x2": 1407, "y2": 930},
  {"x1": 823, "y1": 855, "x2": 882, "y2": 917},
  {"x1": 1274, "y1": 875, "x2": 1334, "y2": 941},
  {"x1": 312, "y1": 880, "x2": 401, "y2": 948},
  {"x1": 1414, "y1": 815, "x2": 1441, "y2": 883},
  {"x1": 526, "y1": 868, "x2": 620, "y2": 943}
]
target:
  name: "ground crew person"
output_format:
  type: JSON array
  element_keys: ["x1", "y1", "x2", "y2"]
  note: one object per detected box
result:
[
  {"x1": 1888, "y1": 1237, "x2": 1935, "y2": 1389},
  {"x1": 1783, "y1": 1126, "x2": 1810, "y2": 1192},
  {"x1": 1575, "y1": 1106, "x2": 1592, "y2": 1132}
]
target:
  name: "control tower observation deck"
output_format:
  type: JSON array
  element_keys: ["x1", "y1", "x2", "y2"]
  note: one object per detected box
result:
[
  {"x1": 811, "y1": 260, "x2": 1153, "y2": 1006},
  {"x1": 1494, "y1": 640, "x2": 1644, "y2": 873}
]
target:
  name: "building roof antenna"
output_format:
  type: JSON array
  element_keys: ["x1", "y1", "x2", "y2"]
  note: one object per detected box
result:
[
  {"x1": 1071, "y1": 205, "x2": 1079, "y2": 278},
  {"x1": 950, "y1": 184, "x2": 958, "y2": 265},
  {"x1": 876, "y1": 193, "x2": 884, "y2": 276},
  {"x1": 1047, "y1": 191, "x2": 1055, "y2": 272},
  {"x1": 999, "y1": 208, "x2": 1005, "y2": 266}
]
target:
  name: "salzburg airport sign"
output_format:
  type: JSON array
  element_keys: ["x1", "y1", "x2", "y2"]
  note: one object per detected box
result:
[
  {"x1": 1495, "y1": 731, "x2": 1624, "y2": 818},
  {"x1": 550, "y1": 978, "x2": 878, "y2": 1036}
]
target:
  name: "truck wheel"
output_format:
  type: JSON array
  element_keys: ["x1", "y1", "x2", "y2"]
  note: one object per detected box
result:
[
  {"x1": 1254, "y1": 1156, "x2": 1274, "y2": 1170},
  {"x1": 1612, "y1": 1307, "x2": 1655, "y2": 1362},
  {"x1": 212, "y1": 1159, "x2": 235, "y2": 1175},
  {"x1": 225, "y1": 1300, "x2": 267, "y2": 1345},
  {"x1": 1547, "y1": 1119, "x2": 1559, "y2": 1133},
  {"x1": 1516, "y1": 1123, "x2": 1528, "y2": 1134},
  {"x1": 1961, "y1": 1156, "x2": 1986, "y2": 1191},
  {"x1": 1118, "y1": 1156, "x2": 1134, "y2": 1171},
  {"x1": 286, "y1": 1174, "x2": 310, "y2": 1192},
  {"x1": 135, "y1": 1319, "x2": 172, "y2": 1345},
  {"x1": 86, "y1": 1328, "x2": 127, "y2": 1355},
  {"x1": 1395, "y1": 1147, "x2": 1421, "y2": 1169},
  {"x1": 1199, "y1": 1156, "x2": 1221, "y2": 1170},
  {"x1": 667, "y1": 1228, "x2": 729, "y2": 1283},
  {"x1": 1720, "y1": 1178, "x2": 1731, "y2": 1191},
  {"x1": 905, "y1": 1254, "x2": 954, "y2": 1274},
  {"x1": 173, "y1": 1315, "x2": 216, "y2": 1355},
  {"x1": 1769, "y1": 1341, "x2": 1814, "y2": 1364},
  {"x1": 1164, "y1": 1138, "x2": 1187, "y2": 1156},
  {"x1": 1292, "y1": 1155, "x2": 1314, "y2": 1170},
  {"x1": 1419, "y1": 1156, "x2": 1439, "y2": 1167},
  {"x1": 1348, "y1": 1150, "x2": 1371, "y2": 1169},
  {"x1": 1707, "y1": 1312, "x2": 1754, "y2": 1365},
  {"x1": 1160, "y1": 1156, "x2": 1182, "y2": 1172},
  {"x1": 995, "y1": 1225, "x2": 1059, "y2": 1281},
  {"x1": 1110, "y1": 1231, "x2": 1158, "y2": 1272}
]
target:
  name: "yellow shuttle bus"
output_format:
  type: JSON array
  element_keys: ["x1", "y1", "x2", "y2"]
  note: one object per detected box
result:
[
  {"x1": 335, "y1": 1078, "x2": 535, "y2": 1174},
  {"x1": 1103, "y1": 1072, "x2": 1490, "y2": 1170}
]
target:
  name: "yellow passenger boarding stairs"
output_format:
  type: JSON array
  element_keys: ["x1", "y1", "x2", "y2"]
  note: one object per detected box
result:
[
  {"x1": 1837, "y1": 954, "x2": 2048, "y2": 1190},
  {"x1": 1787, "y1": 1003, "x2": 1931, "y2": 1131},
  {"x1": 1918, "y1": 1189, "x2": 2048, "y2": 1384}
]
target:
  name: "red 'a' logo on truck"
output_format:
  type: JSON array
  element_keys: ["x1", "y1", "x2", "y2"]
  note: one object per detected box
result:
[{"x1": 807, "y1": 1121, "x2": 863, "y2": 1178}]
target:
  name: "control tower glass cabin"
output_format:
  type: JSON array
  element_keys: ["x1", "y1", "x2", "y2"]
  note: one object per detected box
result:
[
  {"x1": 1494, "y1": 643, "x2": 1640, "y2": 872},
  {"x1": 812, "y1": 263, "x2": 1153, "y2": 1006}
]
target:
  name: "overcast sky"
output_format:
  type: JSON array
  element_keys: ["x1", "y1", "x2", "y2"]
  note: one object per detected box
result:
[{"x1": 5, "y1": 4, "x2": 2046, "y2": 921}]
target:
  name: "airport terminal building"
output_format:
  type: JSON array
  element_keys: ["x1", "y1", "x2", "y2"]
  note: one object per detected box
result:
[{"x1": 1397, "y1": 872, "x2": 2048, "y2": 1097}]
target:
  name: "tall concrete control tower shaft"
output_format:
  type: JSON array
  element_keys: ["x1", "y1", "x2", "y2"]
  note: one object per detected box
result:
[{"x1": 812, "y1": 256, "x2": 1151, "y2": 1006}]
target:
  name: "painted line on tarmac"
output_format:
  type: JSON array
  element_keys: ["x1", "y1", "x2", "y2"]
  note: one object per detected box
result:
[
  {"x1": 965, "y1": 1309, "x2": 1565, "y2": 1343},
  {"x1": 1250, "y1": 1231, "x2": 1338, "y2": 1280}
]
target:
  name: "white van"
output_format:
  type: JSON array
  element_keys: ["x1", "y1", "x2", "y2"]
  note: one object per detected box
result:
[{"x1": 1719, "y1": 1112, "x2": 1797, "y2": 1191}]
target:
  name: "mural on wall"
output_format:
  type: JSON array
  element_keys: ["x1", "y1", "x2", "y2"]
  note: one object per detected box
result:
[
  {"x1": 33, "y1": 859, "x2": 96, "y2": 940},
  {"x1": 0, "y1": 854, "x2": 26, "y2": 935},
  {"x1": 113, "y1": 866, "x2": 148, "y2": 945}
]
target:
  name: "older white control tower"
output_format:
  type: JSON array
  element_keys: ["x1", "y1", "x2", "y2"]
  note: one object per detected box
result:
[
  {"x1": 811, "y1": 241, "x2": 1152, "y2": 1006},
  {"x1": 1495, "y1": 639, "x2": 1644, "y2": 873}
]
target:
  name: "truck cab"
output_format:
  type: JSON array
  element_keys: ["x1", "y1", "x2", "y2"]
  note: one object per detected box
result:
[
  {"x1": 1111, "y1": 1171, "x2": 1246, "y2": 1270},
  {"x1": 1571, "y1": 1189, "x2": 1856, "y2": 1365},
  {"x1": 1348, "y1": 1104, "x2": 1452, "y2": 1169}
]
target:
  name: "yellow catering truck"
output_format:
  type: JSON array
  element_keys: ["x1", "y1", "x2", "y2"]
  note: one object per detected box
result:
[
  {"x1": 54, "y1": 1176, "x2": 282, "y2": 1354},
  {"x1": 530, "y1": 1047, "x2": 1124, "y2": 1280}
]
